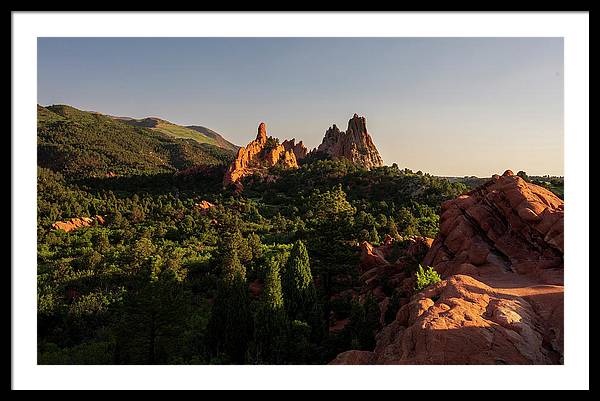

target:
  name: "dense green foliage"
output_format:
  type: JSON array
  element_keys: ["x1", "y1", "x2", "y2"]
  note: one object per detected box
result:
[
  {"x1": 414, "y1": 265, "x2": 442, "y2": 292},
  {"x1": 347, "y1": 294, "x2": 381, "y2": 350},
  {"x1": 250, "y1": 254, "x2": 288, "y2": 363},
  {"x1": 282, "y1": 241, "x2": 317, "y2": 322},
  {"x1": 37, "y1": 105, "x2": 472, "y2": 364},
  {"x1": 205, "y1": 231, "x2": 253, "y2": 363}
]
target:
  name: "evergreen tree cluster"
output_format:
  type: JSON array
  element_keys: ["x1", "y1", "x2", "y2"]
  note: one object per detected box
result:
[{"x1": 207, "y1": 239, "x2": 320, "y2": 364}]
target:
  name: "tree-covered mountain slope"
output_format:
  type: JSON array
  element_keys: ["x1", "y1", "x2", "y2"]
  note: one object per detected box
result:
[{"x1": 37, "y1": 105, "x2": 235, "y2": 178}]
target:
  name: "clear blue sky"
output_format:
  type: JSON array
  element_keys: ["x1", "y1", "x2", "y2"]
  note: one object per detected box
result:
[{"x1": 38, "y1": 37, "x2": 563, "y2": 177}]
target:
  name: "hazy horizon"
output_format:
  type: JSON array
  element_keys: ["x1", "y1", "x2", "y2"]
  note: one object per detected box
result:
[{"x1": 38, "y1": 37, "x2": 564, "y2": 177}]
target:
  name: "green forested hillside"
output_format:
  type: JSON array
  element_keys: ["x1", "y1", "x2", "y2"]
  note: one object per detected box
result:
[{"x1": 38, "y1": 105, "x2": 235, "y2": 178}]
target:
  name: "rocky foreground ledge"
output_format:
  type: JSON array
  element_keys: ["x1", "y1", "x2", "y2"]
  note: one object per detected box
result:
[{"x1": 330, "y1": 170, "x2": 564, "y2": 365}]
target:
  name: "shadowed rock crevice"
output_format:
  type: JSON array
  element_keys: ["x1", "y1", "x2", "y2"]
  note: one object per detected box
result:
[{"x1": 459, "y1": 204, "x2": 513, "y2": 271}]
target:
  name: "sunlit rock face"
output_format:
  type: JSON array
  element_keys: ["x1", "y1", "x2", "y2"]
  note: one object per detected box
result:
[
  {"x1": 423, "y1": 170, "x2": 564, "y2": 281},
  {"x1": 315, "y1": 114, "x2": 384, "y2": 169},
  {"x1": 282, "y1": 138, "x2": 308, "y2": 161},
  {"x1": 223, "y1": 122, "x2": 298, "y2": 189},
  {"x1": 331, "y1": 274, "x2": 563, "y2": 365},
  {"x1": 52, "y1": 215, "x2": 106, "y2": 232},
  {"x1": 224, "y1": 114, "x2": 383, "y2": 188}
]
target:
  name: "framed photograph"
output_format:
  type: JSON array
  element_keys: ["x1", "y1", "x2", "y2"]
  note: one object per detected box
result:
[{"x1": 11, "y1": 11, "x2": 589, "y2": 390}]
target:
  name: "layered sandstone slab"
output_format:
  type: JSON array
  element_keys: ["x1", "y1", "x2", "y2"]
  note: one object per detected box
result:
[
  {"x1": 423, "y1": 170, "x2": 564, "y2": 282},
  {"x1": 52, "y1": 215, "x2": 106, "y2": 232}
]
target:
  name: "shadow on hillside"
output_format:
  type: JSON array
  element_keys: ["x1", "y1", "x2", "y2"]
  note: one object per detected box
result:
[{"x1": 74, "y1": 169, "x2": 226, "y2": 196}]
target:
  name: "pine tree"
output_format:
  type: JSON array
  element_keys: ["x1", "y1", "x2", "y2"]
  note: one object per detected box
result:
[
  {"x1": 348, "y1": 294, "x2": 381, "y2": 350},
  {"x1": 115, "y1": 268, "x2": 189, "y2": 364},
  {"x1": 370, "y1": 226, "x2": 380, "y2": 244},
  {"x1": 247, "y1": 232, "x2": 263, "y2": 260},
  {"x1": 206, "y1": 239, "x2": 252, "y2": 363},
  {"x1": 281, "y1": 240, "x2": 317, "y2": 322},
  {"x1": 287, "y1": 320, "x2": 312, "y2": 364},
  {"x1": 388, "y1": 219, "x2": 400, "y2": 240},
  {"x1": 252, "y1": 254, "x2": 288, "y2": 363},
  {"x1": 348, "y1": 298, "x2": 365, "y2": 349},
  {"x1": 361, "y1": 293, "x2": 381, "y2": 349}
]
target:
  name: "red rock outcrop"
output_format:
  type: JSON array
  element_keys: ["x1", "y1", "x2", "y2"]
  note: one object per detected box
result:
[
  {"x1": 329, "y1": 317, "x2": 350, "y2": 334},
  {"x1": 423, "y1": 170, "x2": 564, "y2": 283},
  {"x1": 51, "y1": 215, "x2": 106, "y2": 233},
  {"x1": 334, "y1": 274, "x2": 563, "y2": 364},
  {"x1": 195, "y1": 200, "x2": 215, "y2": 214},
  {"x1": 282, "y1": 138, "x2": 308, "y2": 161},
  {"x1": 223, "y1": 122, "x2": 299, "y2": 188},
  {"x1": 359, "y1": 240, "x2": 391, "y2": 272},
  {"x1": 330, "y1": 172, "x2": 564, "y2": 365},
  {"x1": 329, "y1": 350, "x2": 374, "y2": 365},
  {"x1": 314, "y1": 114, "x2": 384, "y2": 169}
]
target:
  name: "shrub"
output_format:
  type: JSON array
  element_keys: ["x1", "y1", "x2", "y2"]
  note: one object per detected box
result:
[{"x1": 414, "y1": 265, "x2": 441, "y2": 292}]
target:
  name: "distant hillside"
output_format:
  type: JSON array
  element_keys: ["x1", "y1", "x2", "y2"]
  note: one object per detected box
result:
[
  {"x1": 37, "y1": 104, "x2": 235, "y2": 178},
  {"x1": 444, "y1": 176, "x2": 488, "y2": 189},
  {"x1": 114, "y1": 116, "x2": 238, "y2": 151},
  {"x1": 444, "y1": 174, "x2": 563, "y2": 199},
  {"x1": 185, "y1": 125, "x2": 239, "y2": 151}
]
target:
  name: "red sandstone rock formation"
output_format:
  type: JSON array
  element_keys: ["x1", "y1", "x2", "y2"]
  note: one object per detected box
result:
[
  {"x1": 223, "y1": 122, "x2": 299, "y2": 188},
  {"x1": 359, "y1": 240, "x2": 391, "y2": 271},
  {"x1": 51, "y1": 215, "x2": 106, "y2": 233},
  {"x1": 423, "y1": 169, "x2": 564, "y2": 283},
  {"x1": 282, "y1": 138, "x2": 308, "y2": 161},
  {"x1": 331, "y1": 274, "x2": 563, "y2": 364},
  {"x1": 330, "y1": 171, "x2": 564, "y2": 365},
  {"x1": 329, "y1": 317, "x2": 350, "y2": 334},
  {"x1": 195, "y1": 200, "x2": 215, "y2": 213},
  {"x1": 330, "y1": 350, "x2": 374, "y2": 365},
  {"x1": 314, "y1": 114, "x2": 384, "y2": 169}
]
